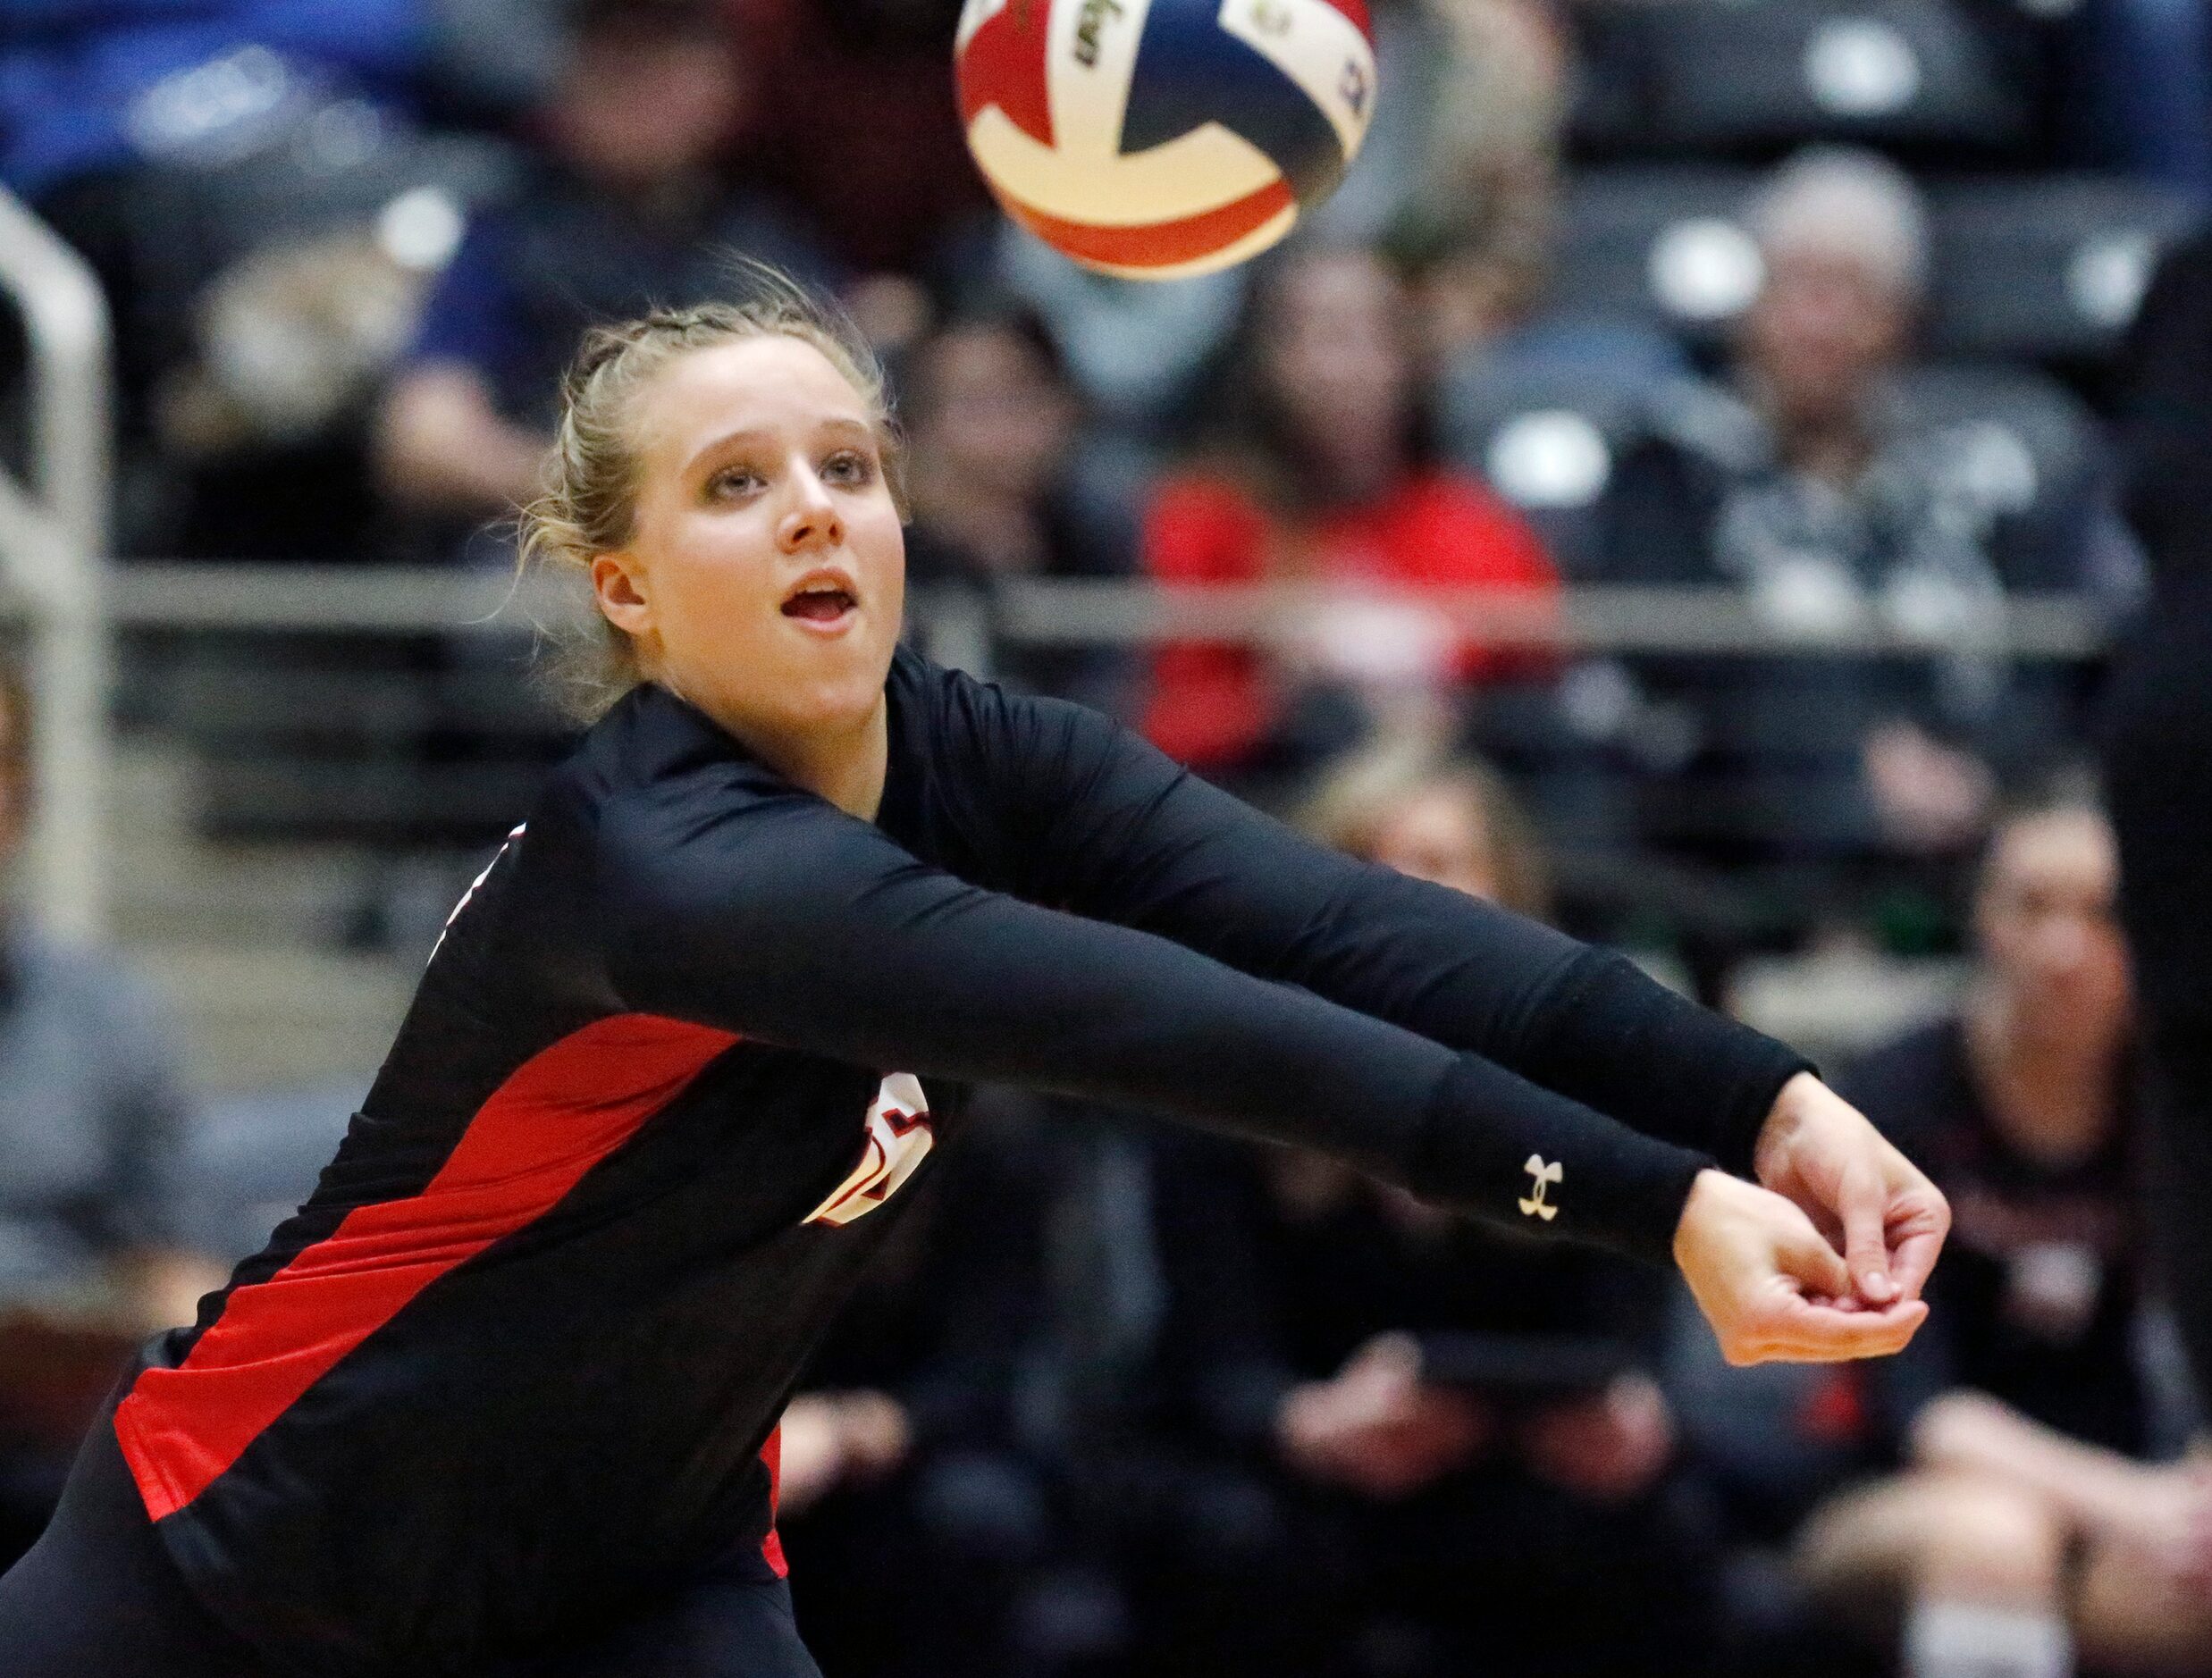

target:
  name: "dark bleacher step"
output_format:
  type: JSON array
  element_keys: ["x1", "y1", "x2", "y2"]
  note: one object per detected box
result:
[
  {"x1": 1549, "y1": 165, "x2": 2195, "y2": 364},
  {"x1": 1572, "y1": 0, "x2": 2040, "y2": 161},
  {"x1": 197, "y1": 757, "x2": 555, "y2": 844}
]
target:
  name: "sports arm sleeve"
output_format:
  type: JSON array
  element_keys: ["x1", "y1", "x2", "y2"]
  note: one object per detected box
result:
[
  {"x1": 596, "y1": 776, "x2": 1709, "y2": 1263},
  {"x1": 938, "y1": 670, "x2": 1812, "y2": 1177}
]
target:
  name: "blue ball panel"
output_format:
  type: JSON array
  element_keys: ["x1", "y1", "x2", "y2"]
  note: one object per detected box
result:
[{"x1": 1119, "y1": 0, "x2": 1349, "y2": 205}]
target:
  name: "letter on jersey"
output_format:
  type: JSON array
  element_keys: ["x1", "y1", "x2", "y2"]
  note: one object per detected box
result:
[{"x1": 804, "y1": 1073, "x2": 935, "y2": 1227}]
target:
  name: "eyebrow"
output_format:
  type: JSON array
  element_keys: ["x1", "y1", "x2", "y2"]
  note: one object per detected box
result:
[{"x1": 681, "y1": 416, "x2": 875, "y2": 476}]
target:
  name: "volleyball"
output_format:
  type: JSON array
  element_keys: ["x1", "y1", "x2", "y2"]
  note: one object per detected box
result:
[{"x1": 955, "y1": 0, "x2": 1379, "y2": 280}]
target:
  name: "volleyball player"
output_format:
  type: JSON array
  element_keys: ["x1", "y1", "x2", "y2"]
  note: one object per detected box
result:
[{"x1": 0, "y1": 280, "x2": 1947, "y2": 1678}]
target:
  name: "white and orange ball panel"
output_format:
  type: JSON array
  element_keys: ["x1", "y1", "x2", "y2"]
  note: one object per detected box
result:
[{"x1": 956, "y1": 0, "x2": 1377, "y2": 279}]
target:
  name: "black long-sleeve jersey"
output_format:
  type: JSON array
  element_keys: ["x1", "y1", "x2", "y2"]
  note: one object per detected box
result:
[{"x1": 111, "y1": 649, "x2": 1807, "y2": 1676}]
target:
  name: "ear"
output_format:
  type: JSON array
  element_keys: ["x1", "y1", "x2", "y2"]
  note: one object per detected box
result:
[{"x1": 591, "y1": 550, "x2": 652, "y2": 640}]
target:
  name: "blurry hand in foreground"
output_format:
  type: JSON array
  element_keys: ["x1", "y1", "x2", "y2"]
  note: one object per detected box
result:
[
  {"x1": 1520, "y1": 1372, "x2": 1674, "y2": 1502},
  {"x1": 773, "y1": 1390, "x2": 913, "y2": 1517},
  {"x1": 1277, "y1": 1332, "x2": 1491, "y2": 1498}
]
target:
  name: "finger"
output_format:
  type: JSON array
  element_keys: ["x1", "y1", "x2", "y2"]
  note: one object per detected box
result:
[
  {"x1": 1838, "y1": 1166, "x2": 1897, "y2": 1305},
  {"x1": 1755, "y1": 1296, "x2": 1928, "y2": 1363},
  {"x1": 1773, "y1": 1212, "x2": 1854, "y2": 1302},
  {"x1": 1885, "y1": 1193, "x2": 1951, "y2": 1303}
]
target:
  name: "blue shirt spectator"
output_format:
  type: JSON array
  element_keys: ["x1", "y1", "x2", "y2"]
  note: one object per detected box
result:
[
  {"x1": 405, "y1": 165, "x2": 840, "y2": 436},
  {"x1": 373, "y1": 0, "x2": 840, "y2": 542},
  {"x1": 0, "y1": 931, "x2": 196, "y2": 1304},
  {"x1": 3, "y1": 0, "x2": 425, "y2": 199}
]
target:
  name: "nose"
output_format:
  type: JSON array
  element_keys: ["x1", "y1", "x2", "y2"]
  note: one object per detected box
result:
[
  {"x1": 777, "y1": 462, "x2": 845, "y2": 555},
  {"x1": 2030, "y1": 914, "x2": 2095, "y2": 978}
]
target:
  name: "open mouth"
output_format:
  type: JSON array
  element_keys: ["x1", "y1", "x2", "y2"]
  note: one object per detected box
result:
[{"x1": 781, "y1": 580, "x2": 858, "y2": 624}]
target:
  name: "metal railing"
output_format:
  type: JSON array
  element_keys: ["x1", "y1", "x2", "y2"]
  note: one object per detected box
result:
[
  {"x1": 977, "y1": 580, "x2": 2110, "y2": 663},
  {"x1": 87, "y1": 567, "x2": 2113, "y2": 661},
  {"x1": 0, "y1": 188, "x2": 113, "y2": 941}
]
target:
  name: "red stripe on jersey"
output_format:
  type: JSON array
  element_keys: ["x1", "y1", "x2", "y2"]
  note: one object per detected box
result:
[
  {"x1": 760, "y1": 1425, "x2": 787, "y2": 1577},
  {"x1": 114, "y1": 1013, "x2": 739, "y2": 1523},
  {"x1": 997, "y1": 178, "x2": 1294, "y2": 269},
  {"x1": 958, "y1": 0, "x2": 1054, "y2": 145}
]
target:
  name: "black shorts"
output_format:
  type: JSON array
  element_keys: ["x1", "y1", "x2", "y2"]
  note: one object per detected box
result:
[{"x1": 0, "y1": 1405, "x2": 822, "y2": 1678}]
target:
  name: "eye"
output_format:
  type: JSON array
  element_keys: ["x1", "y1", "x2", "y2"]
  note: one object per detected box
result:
[
  {"x1": 705, "y1": 465, "x2": 762, "y2": 501},
  {"x1": 822, "y1": 449, "x2": 875, "y2": 486}
]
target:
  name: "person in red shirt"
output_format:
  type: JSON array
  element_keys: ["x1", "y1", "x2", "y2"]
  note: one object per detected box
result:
[{"x1": 1141, "y1": 245, "x2": 1560, "y2": 793}]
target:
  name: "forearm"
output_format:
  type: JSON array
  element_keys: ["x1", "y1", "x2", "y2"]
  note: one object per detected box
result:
[
  {"x1": 374, "y1": 365, "x2": 547, "y2": 516},
  {"x1": 1261, "y1": 867, "x2": 1811, "y2": 1173},
  {"x1": 1501, "y1": 948, "x2": 1812, "y2": 1174}
]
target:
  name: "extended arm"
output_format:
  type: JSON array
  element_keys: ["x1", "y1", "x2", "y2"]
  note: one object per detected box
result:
[
  {"x1": 601, "y1": 779, "x2": 1704, "y2": 1263},
  {"x1": 601, "y1": 758, "x2": 1925, "y2": 1359},
  {"x1": 933, "y1": 665, "x2": 1947, "y2": 1303},
  {"x1": 945, "y1": 670, "x2": 1804, "y2": 1169}
]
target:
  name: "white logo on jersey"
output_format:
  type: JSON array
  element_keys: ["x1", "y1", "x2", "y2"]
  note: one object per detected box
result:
[
  {"x1": 428, "y1": 824, "x2": 526, "y2": 963},
  {"x1": 1518, "y1": 1154, "x2": 1562, "y2": 1221},
  {"x1": 804, "y1": 1073, "x2": 935, "y2": 1227}
]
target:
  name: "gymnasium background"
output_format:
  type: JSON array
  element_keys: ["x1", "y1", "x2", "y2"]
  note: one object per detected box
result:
[{"x1": 2, "y1": 2, "x2": 2207, "y2": 1673}]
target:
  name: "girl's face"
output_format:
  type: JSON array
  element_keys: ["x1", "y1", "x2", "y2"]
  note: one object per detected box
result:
[
  {"x1": 1974, "y1": 810, "x2": 2132, "y2": 1055},
  {"x1": 594, "y1": 335, "x2": 905, "y2": 750},
  {"x1": 1262, "y1": 250, "x2": 1413, "y2": 461},
  {"x1": 914, "y1": 325, "x2": 1073, "y2": 505}
]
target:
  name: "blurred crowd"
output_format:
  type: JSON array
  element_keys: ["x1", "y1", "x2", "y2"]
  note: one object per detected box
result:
[{"x1": 8, "y1": 0, "x2": 2212, "y2": 1673}]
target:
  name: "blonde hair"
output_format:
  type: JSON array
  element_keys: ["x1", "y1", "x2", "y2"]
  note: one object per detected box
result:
[
  {"x1": 1298, "y1": 734, "x2": 1552, "y2": 920},
  {"x1": 517, "y1": 267, "x2": 904, "y2": 720}
]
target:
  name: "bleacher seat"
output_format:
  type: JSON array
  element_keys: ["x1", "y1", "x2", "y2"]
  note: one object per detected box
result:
[
  {"x1": 1440, "y1": 332, "x2": 1686, "y2": 575},
  {"x1": 148, "y1": 633, "x2": 573, "y2": 844},
  {"x1": 1576, "y1": 0, "x2": 2035, "y2": 160},
  {"x1": 1549, "y1": 166, "x2": 2197, "y2": 370},
  {"x1": 1924, "y1": 176, "x2": 2200, "y2": 362},
  {"x1": 1549, "y1": 166, "x2": 1770, "y2": 344}
]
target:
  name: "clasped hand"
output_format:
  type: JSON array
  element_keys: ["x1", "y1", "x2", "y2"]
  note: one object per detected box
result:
[{"x1": 1675, "y1": 1072, "x2": 1950, "y2": 1366}]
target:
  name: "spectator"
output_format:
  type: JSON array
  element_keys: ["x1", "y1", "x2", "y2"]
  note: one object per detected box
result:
[
  {"x1": 1595, "y1": 149, "x2": 2139, "y2": 908},
  {"x1": 736, "y1": 0, "x2": 989, "y2": 281},
  {"x1": 0, "y1": 667, "x2": 223, "y2": 1568},
  {"x1": 1108, "y1": 743, "x2": 1718, "y2": 1676},
  {"x1": 1780, "y1": 796, "x2": 2211, "y2": 1678},
  {"x1": 1298, "y1": 734, "x2": 1552, "y2": 917},
  {"x1": 898, "y1": 310, "x2": 1137, "y2": 714},
  {"x1": 1140, "y1": 246, "x2": 1560, "y2": 807},
  {"x1": 987, "y1": 231, "x2": 1249, "y2": 482},
  {"x1": 4, "y1": 3, "x2": 424, "y2": 207},
  {"x1": 374, "y1": 0, "x2": 839, "y2": 547},
  {"x1": 8, "y1": 0, "x2": 527, "y2": 557},
  {"x1": 986, "y1": 0, "x2": 1572, "y2": 459},
  {"x1": 1396, "y1": 0, "x2": 1572, "y2": 358}
]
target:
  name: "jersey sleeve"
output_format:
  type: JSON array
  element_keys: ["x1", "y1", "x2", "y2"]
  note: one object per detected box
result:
[
  {"x1": 929, "y1": 664, "x2": 1812, "y2": 1177},
  {"x1": 595, "y1": 770, "x2": 1710, "y2": 1263}
]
